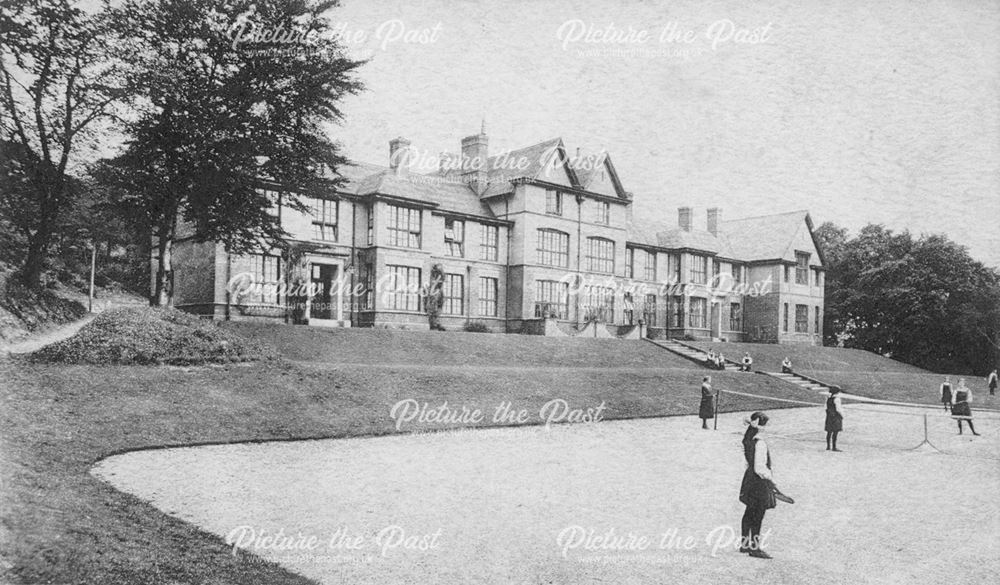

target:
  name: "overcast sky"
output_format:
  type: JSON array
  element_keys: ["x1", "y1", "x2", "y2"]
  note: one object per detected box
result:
[{"x1": 323, "y1": 0, "x2": 999, "y2": 266}]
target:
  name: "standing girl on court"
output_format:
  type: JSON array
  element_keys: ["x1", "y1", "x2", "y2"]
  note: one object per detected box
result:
[
  {"x1": 952, "y1": 378, "x2": 980, "y2": 436},
  {"x1": 699, "y1": 376, "x2": 715, "y2": 429},
  {"x1": 825, "y1": 387, "x2": 844, "y2": 451},
  {"x1": 940, "y1": 377, "x2": 953, "y2": 412},
  {"x1": 739, "y1": 412, "x2": 775, "y2": 558}
]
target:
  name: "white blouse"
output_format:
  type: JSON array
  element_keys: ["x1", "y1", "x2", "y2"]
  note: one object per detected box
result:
[{"x1": 754, "y1": 439, "x2": 772, "y2": 481}]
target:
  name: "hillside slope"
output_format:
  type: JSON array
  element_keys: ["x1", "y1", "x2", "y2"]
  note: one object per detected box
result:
[
  {"x1": 225, "y1": 323, "x2": 699, "y2": 369},
  {"x1": 688, "y1": 340, "x2": 929, "y2": 374}
]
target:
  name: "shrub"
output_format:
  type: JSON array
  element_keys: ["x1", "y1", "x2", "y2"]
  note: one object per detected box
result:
[
  {"x1": 28, "y1": 307, "x2": 278, "y2": 365},
  {"x1": 462, "y1": 321, "x2": 491, "y2": 333}
]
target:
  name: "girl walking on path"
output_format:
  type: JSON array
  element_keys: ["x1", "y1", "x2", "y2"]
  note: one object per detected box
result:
[{"x1": 825, "y1": 387, "x2": 844, "y2": 452}]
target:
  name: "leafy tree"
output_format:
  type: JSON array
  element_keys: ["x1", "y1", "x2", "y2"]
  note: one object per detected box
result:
[
  {"x1": 103, "y1": 0, "x2": 363, "y2": 305},
  {"x1": 820, "y1": 222, "x2": 1000, "y2": 375},
  {"x1": 0, "y1": 0, "x2": 129, "y2": 288},
  {"x1": 813, "y1": 221, "x2": 848, "y2": 346}
]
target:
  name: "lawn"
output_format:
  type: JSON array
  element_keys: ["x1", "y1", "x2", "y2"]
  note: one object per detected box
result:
[
  {"x1": 225, "y1": 322, "x2": 697, "y2": 369},
  {"x1": 687, "y1": 341, "x2": 929, "y2": 375},
  {"x1": 0, "y1": 354, "x2": 806, "y2": 585},
  {"x1": 798, "y1": 369, "x2": 1000, "y2": 408},
  {"x1": 2, "y1": 326, "x2": 981, "y2": 585}
]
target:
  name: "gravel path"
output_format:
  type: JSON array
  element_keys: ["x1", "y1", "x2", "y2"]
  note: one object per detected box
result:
[
  {"x1": 93, "y1": 407, "x2": 1000, "y2": 585},
  {"x1": 0, "y1": 314, "x2": 94, "y2": 355}
]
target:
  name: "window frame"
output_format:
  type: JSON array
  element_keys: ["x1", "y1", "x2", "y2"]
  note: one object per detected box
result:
[
  {"x1": 688, "y1": 297, "x2": 707, "y2": 328},
  {"x1": 595, "y1": 200, "x2": 610, "y2": 224},
  {"x1": 536, "y1": 229, "x2": 570, "y2": 268},
  {"x1": 479, "y1": 224, "x2": 499, "y2": 261},
  {"x1": 583, "y1": 285, "x2": 615, "y2": 322},
  {"x1": 386, "y1": 204, "x2": 421, "y2": 249},
  {"x1": 442, "y1": 273, "x2": 464, "y2": 315},
  {"x1": 545, "y1": 190, "x2": 563, "y2": 216},
  {"x1": 643, "y1": 293, "x2": 658, "y2": 327},
  {"x1": 795, "y1": 304, "x2": 809, "y2": 333},
  {"x1": 729, "y1": 302, "x2": 742, "y2": 331},
  {"x1": 643, "y1": 250, "x2": 657, "y2": 281},
  {"x1": 385, "y1": 265, "x2": 421, "y2": 312},
  {"x1": 795, "y1": 252, "x2": 810, "y2": 285},
  {"x1": 586, "y1": 237, "x2": 615, "y2": 274},
  {"x1": 690, "y1": 255, "x2": 708, "y2": 284},
  {"x1": 478, "y1": 276, "x2": 498, "y2": 317},
  {"x1": 535, "y1": 280, "x2": 569, "y2": 319},
  {"x1": 444, "y1": 218, "x2": 465, "y2": 257}
]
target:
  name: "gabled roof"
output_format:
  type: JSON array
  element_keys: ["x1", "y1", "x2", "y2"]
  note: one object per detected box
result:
[
  {"x1": 574, "y1": 151, "x2": 629, "y2": 200},
  {"x1": 718, "y1": 210, "x2": 818, "y2": 263},
  {"x1": 481, "y1": 137, "x2": 575, "y2": 198}
]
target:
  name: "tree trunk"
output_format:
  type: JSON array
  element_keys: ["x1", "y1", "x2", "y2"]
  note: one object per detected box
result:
[
  {"x1": 20, "y1": 227, "x2": 48, "y2": 289},
  {"x1": 152, "y1": 230, "x2": 174, "y2": 307}
]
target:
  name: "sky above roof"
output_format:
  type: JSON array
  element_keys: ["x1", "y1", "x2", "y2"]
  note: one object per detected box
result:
[{"x1": 324, "y1": 0, "x2": 998, "y2": 266}]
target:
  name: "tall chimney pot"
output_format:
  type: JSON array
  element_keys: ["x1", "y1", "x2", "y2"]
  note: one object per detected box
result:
[
  {"x1": 389, "y1": 137, "x2": 411, "y2": 173},
  {"x1": 678, "y1": 206, "x2": 692, "y2": 232},
  {"x1": 707, "y1": 207, "x2": 721, "y2": 236},
  {"x1": 461, "y1": 129, "x2": 489, "y2": 195}
]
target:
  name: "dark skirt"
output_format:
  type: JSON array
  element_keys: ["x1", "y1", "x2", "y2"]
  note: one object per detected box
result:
[
  {"x1": 699, "y1": 395, "x2": 715, "y2": 419},
  {"x1": 825, "y1": 411, "x2": 843, "y2": 432},
  {"x1": 952, "y1": 402, "x2": 972, "y2": 417},
  {"x1": 739, "y1": 468, "x2": 776, "y2": 510},
  {"x1": 941, "y1": 392, "x2": 952, "y2": 404}
]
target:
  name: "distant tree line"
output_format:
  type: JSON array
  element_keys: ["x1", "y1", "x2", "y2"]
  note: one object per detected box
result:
[
  {"x1": 1, "y1": 0, "x2": 363, "y2": 302},
  {"x1": 815, "y1": 222, "x2": 1000, "y2": 376}
]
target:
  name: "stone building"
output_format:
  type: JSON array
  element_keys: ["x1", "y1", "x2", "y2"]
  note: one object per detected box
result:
[{"x1": 166, "y1": 129, "x2": 826, "y2": 344}]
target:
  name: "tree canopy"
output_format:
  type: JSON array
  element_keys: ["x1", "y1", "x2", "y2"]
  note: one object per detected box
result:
[
  {"x1": 100, "y1": 0, "x2": 364, "y2": 304},
  {"x1": 818, "y1": 221, "x2": 1000, "y2": 375}
]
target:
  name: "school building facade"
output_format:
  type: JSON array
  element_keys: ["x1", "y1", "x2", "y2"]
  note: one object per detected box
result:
[{"x1": 166, "y1": 130, "x2": 827, "y2": 344}]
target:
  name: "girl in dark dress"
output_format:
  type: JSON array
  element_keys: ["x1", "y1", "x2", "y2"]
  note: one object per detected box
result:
[
  {"x1": 940, "y1": 377, "x2": 953, "y2": 412},
  {"x1": 699, "y1": 376, "x2": 715, "y2": 429},
  {"x1": 825, "y1": 387, "x2": 844, "y2": 452},
  {"x1": 952, "y1": 379, "x2": 980, "y2": 435},
  {"x1": 740, "y1": 412, "x2": 775, "y2": 559}
]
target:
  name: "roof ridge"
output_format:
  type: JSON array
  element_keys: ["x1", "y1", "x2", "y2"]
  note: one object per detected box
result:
[
  {"x1": 721, "y1": 209, "x2": 809, "y2": 224},
  {"x1": 488, "y1": 137, "x2": 563, "y2": 157}
]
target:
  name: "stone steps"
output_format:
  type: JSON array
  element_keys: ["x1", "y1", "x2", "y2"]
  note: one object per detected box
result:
[
  {"x1": 649, "y1": 339, "x2": 742, "y2": 371},
  {"x1": 764, "y1": 371, "x2": 837, "y2": 394}
]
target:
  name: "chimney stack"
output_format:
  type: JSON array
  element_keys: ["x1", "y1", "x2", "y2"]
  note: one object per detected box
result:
[
  {"x1": 678, "y1": 206, "x2": 692, "y2": 232},
  {"x1": 461, "y1": 129, "x2": 489, "y2": 195},
  {"x1": 707, "y1": 207, "x2": 721, "y2": 236},
  {"x1": 389, "y1": 137, "x2": 411, "y2": 173}
]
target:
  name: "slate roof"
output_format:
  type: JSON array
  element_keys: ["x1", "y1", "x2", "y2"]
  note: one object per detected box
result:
[
  {"x1": 627, "y1": 218, "x2": 720, "y2": 253},
  {"x1": 718, "y1": 210, "x2": 813, "y2": 262},
  {"x1": 628, "y1": 211, "x2": 817, "y2": 264},
  {"x1": 354, "y1": 169, "x2": 495, "y2": 217},
  {"x1": 331, "y1": 140, "x2": 816, "y2": 265}
]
